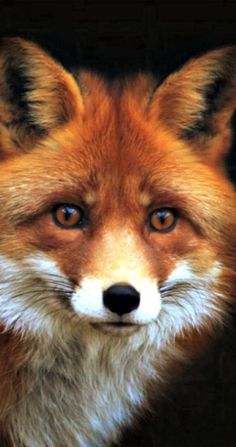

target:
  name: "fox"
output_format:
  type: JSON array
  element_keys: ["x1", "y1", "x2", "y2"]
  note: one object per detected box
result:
[{"x1": 0, "y1": 37, "x2": 235, "y2": 447}]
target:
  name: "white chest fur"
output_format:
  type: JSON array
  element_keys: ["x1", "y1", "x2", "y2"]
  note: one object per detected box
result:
[{"x1": 8, "y1": 328, "x2": 160, "y2": 447}]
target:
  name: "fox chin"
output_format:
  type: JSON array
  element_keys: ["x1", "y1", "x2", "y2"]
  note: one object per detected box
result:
[{"x1": 0, "y1": 38, "x2": 235, "y2": 447}]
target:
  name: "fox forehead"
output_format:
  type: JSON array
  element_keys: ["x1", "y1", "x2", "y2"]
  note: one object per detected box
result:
[{"x1": 0, "y1": 72, "x2": 203, "y2": 191}]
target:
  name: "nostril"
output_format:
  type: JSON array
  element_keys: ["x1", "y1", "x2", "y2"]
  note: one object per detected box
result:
[{"x1": 103, "y1": 284, "x2": 140, "y2": 316}]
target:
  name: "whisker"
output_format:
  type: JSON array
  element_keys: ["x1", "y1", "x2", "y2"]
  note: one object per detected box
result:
[{"x1": 0, "y1": 278, "x2": 74, "y2": 291}]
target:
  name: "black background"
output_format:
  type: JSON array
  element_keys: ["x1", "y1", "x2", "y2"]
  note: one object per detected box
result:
[{"x1": 1, "y1": 1, "x2": 236, "y2": 446}]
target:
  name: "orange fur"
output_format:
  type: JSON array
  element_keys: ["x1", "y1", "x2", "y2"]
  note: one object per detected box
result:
[{"x1": 0, "y1": 38, "x2": 235, "y2": 447}]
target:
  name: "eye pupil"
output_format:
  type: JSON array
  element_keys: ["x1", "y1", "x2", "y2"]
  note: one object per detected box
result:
[
  {"x1": 159, "y1": 211, "x2": 166, "y2": 225},
  {"x1": 63, "y1": 207, "x2": 75, "y2": 221}
]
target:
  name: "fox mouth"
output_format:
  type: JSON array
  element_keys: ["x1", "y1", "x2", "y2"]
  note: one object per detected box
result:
[{"x1": 91, "y1": 322, "x2": 143, "y2": 336}]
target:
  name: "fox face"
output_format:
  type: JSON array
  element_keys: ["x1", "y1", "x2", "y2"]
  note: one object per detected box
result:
[{"x1": 0, "y1": 38, "x2": 235, "y2": 447}]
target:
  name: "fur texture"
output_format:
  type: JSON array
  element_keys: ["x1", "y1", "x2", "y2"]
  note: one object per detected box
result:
[{"x1": 0, "y1": 38, "x2": 235, "y2": 447}]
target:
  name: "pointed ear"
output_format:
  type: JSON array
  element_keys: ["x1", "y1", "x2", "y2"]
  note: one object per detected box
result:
[
  {"x1": 0, "y1": 37, "x2": 83, "y2": 157},
  {"x1": 149, "y1": 47, "x2": 236, "y2": 164}
]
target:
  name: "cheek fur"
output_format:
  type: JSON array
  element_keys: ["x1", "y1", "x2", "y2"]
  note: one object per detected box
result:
[
  {"x1": 0, "y1": 253, "x2": 76, "y2": 337},
  {"x1": 158, "y1": 259, "x2": 225, "y2": 343}
]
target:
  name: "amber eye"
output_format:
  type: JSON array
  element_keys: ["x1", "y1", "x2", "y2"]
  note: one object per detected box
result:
[
  {"x1": 52, "y1": 204, "x2": 85, "y2": 229},
  {"x1": 149, "y1": 208, "x2": 177, "y2": 233}
]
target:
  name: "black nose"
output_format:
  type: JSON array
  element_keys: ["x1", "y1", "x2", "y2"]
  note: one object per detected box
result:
[{"x1": 103, "y1": 284, "x2": 140, "y2": 316}]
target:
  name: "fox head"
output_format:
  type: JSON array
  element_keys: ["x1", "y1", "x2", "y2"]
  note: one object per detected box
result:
[{"x1": 0, "y1": 38, "x2": 235, "y2": 351}]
